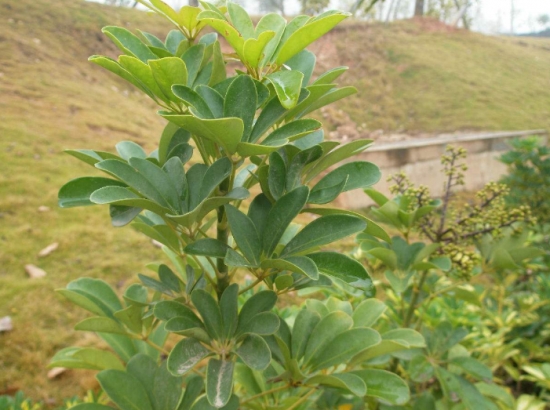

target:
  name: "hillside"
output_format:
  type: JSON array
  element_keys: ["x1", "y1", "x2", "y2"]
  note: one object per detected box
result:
[{"x1": 1, "y1": 0, "x2": 550, "y2": 403}]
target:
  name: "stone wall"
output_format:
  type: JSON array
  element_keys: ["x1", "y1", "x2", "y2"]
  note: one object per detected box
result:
[{"x1": 338, "y1": 130, "x2": 547, "y2": 209}]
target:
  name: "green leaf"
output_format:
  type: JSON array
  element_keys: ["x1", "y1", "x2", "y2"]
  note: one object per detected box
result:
[
  {"x1": 186, "y1": 238, "x2": 230, "y2": 258},
  {"x1": 225, "y1": 205, "x2": 261, "y2": 265},
  {"x1": 190, "y1": 395, "x2": 239, "y2": 410},
  {"x1": 149, "y1": 57, "x2": 188, "y2": 102},
  {"x1": 305, "y1": 140, "x2": 374, "y2": 181},
  {"x1": 311, "y1": 162, "x2": 381, "y2": 200},
  {"x1": 353, "y1": 369, "x2": 410, "y2": 405},
  {"x1": 191, "y1": 289, "x2": 223, "y2": 340},
  {"x1": 219, "y1": 284, "x2": 239, "y2": 341},
  {"x1": 291, "y1": 309, "x2": 321, "y2": 360},
  {"x1": 224, "y1": 75, "x2": 257, "y2": 142},
  {"x1": 242, "y1": 31, "x2": 276, "y2": 69},
  {"x1": 262, "y1": 186, "x2": 309, "y2": 256},
  {"x1": 206, "y1": 359, "x2": 235, "y2": 408},
  {"x1": 248, "y1": 194, "x2": 272, "y2": 239},
  {"x1": 102, "y1": 26, "x2": 157, "y2": 62},
  {"x1": 167, "y1": 338, "x2": 211, "y2": 376},
  {"x1": 181, "y1": 44, "x2": 205, "y2": 87},
  {"x1": 172, "y1": 85, "x2": 214, "y2": 118},
  {"x1": 368, "y1": 248, "x2": 398, "y2": 270},
  {"x1": 237, "y1": 291, "x2": 277, "y2": 332},
  {"x1": 299, "y1": 86, "x2": 357, "y2": 117},
  {"x1": 268, "y1": 151, "x2": 286, "y2": 200},
  {"x1": 154, "y1": 301, "x2": 203, "y2": 325},
  {"x1": 116, "y1": 141, "x2": 147, "y2": 161},
  {"x1": 200, "y1": 157, "x2": 232, "y2": 201},
  {"x1": 97, "y1": 369, "x2": 154, "y2": 410},
  {"x1": 313, "y1": 66, "x2": 348, "y2": 85},
  {"x1": 159, "y1": 123, "x2": 191, "y2": 166},
  {"x1": 303, "y1": 311, "x2": 353, "y2": 366},
  {"x1": 350, "y1": 340, "x2": 410, "y2": 364},
  {"x1": 227, "y1": 1, "x2": 255, "y2": 38},
  {"x1": 179, "y1": 377, "x2": 204, "y2": 410},
  {"x1": 114, "y1": 305, "x2": 143, "y2": 334},
  {"x1": 49, "y1": 347, "x2": 125, "y2": 371},
  {"x1": 161, "y1": 114, "x2": 243, "y2": 155},
  {"x1": 261, "y1": 256, "x2": 319, "y2": 280},
  {"x1": 352, "y1": 299, "x2": 387, "y2": 328},
  {"x1": 309, "y1": 328, "x2": 380, "y2": 371},
  {"x1": 383, "y1": 328, "x2": 426, "y2": 347},
  {"x1": 286, "y1": 50, "x2": 316, "y2": 85},
  {"x1": 90, "y1": 186, "x2": 169, "y2": 216},
  {"x1": 282, "y1": 215, "x2": 366, "y2": 256},
  {"x1": 307, "y1": 252, "x2": 373, "y2": 294},
  {"x1": 266, "y1": 70, "x2": 304, "y2": 109},
  {"x1": 435, "y1": 368, "x2": 496, "y2": 409},
  {"x1": 235, "y1": 334, "x2": 272, "y2": 371},
  {"x1": 475, "y1": 382, "x2": 515, "y2": 410},
  {"x1": 199, "y1": 16, "x2": 245, "y2": 60},
  {"x1": 196, "y1": 85, "x2": 224, "y2": 118},
  {"x1": 307, "y1": 373, "x2": 366, "y2": 397},
  {"x1": 304, "y1": 207, "x2": 391, "y2": 243},
  {"x1": 262, "y1": 119, "x2": 321, "y2": 146},
  {"x1": 451, "y1": 357, "x2": 492, "y2": 381},
  {"x1": 236, "y1": 312, "x2": 280, "y2": 337},
  {"x1": 153, "y1": 361, "x2": 184, "y2": 410},
  {"x1": 59, "y1": 177, "x2": 126, "y2": 208},
  {"x1": 75, "y1": 317, "x2": 127, "y2": 335},
  {"x1": 275, "y1": 12, "x2": 349, "y2": 64}
]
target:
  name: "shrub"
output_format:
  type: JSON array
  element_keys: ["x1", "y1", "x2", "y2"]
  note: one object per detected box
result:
[{"x1": 51, "y1": 1, "x2": 416, "y2": 409}]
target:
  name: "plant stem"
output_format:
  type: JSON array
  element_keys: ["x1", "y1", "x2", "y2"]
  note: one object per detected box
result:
[
  {"x1": 216, "y1": 176, "x2": 231, "y2": 296},
  {"x1": 286, "y1": 388, "x2": 317, "y2": 410},
  {"x1": 404, "y1": 270, "x2": 428, "y2": 327},
  {"x1": 240, "y1": 384, "x2": 289, "y2": 405}
]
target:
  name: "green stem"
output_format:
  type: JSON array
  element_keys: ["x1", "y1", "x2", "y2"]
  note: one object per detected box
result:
[
  {"x1": 240, "y1": 384, "x2": 289, "y2": 405},
  {"x1": 216, "y1": 176, "x2": 231, "y2": 296},
  {"x1": 404, "y1": 270, "x2": 428, "y2": 328},
  {"x1": 286, "y1": 388, "x2": 316, "y2": 410}
]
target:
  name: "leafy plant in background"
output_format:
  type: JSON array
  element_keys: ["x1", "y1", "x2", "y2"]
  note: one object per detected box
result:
[
  {"x1": 49, "y1": 1, "x2": 416, "y2": 409},
  {"x1": 354, "y1": 146, "x2": 545, "y2": 408}
]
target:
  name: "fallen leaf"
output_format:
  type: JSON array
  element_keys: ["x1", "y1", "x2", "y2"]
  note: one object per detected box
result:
[
  {"x1": 38, "y1": 242, "x2": 59, "y2": 257},
  {"x1": 38, "y1": 205, "x2": 50, "y2": 212},
  {"x1": 47, "y1": 367, "x2": 67, "y2": 379},
  {"x1": 152, "y1": 240, "x2": 163, "y2": 248},
  {"x1": 25, "y1": 264, "x2": 47, "y2": 278}
]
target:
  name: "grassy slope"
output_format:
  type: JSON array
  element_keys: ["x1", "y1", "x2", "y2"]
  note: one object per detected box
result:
[{"x1": 1, "y1": 0, "x2": 549, "y2": 403}]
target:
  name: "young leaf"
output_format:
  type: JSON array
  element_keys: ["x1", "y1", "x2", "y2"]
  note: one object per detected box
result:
[
  {"x1": 102, "y1": 26, "x2": 158, "y2": 63},
  {"x1": 224, "y1": 75, "x2": 257, "y2": 142},
  {"x1": 266, "y1": 70, "x2": 304, "y2": 110}
]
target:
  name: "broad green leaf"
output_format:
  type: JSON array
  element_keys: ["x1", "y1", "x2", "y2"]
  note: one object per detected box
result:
[
  {"x1": 149, "y1": 57, "x2": 188, "y2": 102},
  {"x1": 153, "y1": 361, "x2": 184, "y2": 410},
  {"x1": 451, "y1": 357, "x2": 492, "y2": 381},
  {"x1": 260, "y1": 256, "x2": 319, "y2": 280},
  {"x1": 123, "y1": 284, "x2": 148, "y2": 307},
  {"x1": 309, "y1": 328, "x2": 380, "y2": 371},
  {"x1": 185, "y1": 238, "x2": 230, "y2": 258},
  {"x1": 383, "y1": 328, "x2": 425, "y2": 347},
  {"x1": 275, "y1": 12, "x2": 349, "y2": 64},
  {"x1": 191, "y1": 289, "x2": 223, "y2": 340},
  {"x1": 248, "y1": 194, "x2": 272, "y2": 239},
  {"x1": 62, "y1": 278, "x2": 122, "y2": 317},
  {"x1": 255, "y1": 13, "x2": 287, "y2": 65},
  {"x1": 49, "y1": 347, "x2": 125, "y2": 371},
  {"x1": 126, "y1": 354, "x2": 156, "y2": 405},
  {"x1": 304, "y1": 207, "x2": 391, "y2": 243},
  {"x1": 262, "y1": 119, "x2": 321, "y2": 146},
  {"x1": 225, "y1": 205, "x2": 261, "y2": 265},
  {"x1": 307, "y1": 373, "x2": 366, "y2": 397},
  {"x1": 97, "y1": 369, "x2": 154, "y2": 410},
  {"x1": 190, "y1": 395, "x2": 239, "y2": 410},
  {"x1": 196, "y1": 85, "x2": 224, "y2": 118},
  {"x1": 224, "y1": 75, "x2": 257, "y2": 142},
  {"x1": 114, "y1": 305, "x2": 143, "y2": 334},
  {"x1": 291, "y1": 309, "x2": 320, "y2": 360},
  {"x1": 140, "y1": 30, "x2": 166, "y2": 49},
  {"x1": 161, "y1": 114, "x2": 243, "y2": 155},
  {"x1": 352, "y1": 369, "x2": 410, "y2": 405},
  {"x1": 286, "y1": 49, "x2": 316, "y2": 85},
  {"x1": 219, "y1": 285, "x2": 239, "y2": 341},
  {"x1": 281, "y1": 215, "x2": 366, "y2": 256},
  {"x1": 352, "y1": 299, "x2": 387, "y2": 328},
  {"x1": 313, "y1": 66, "x2": 348, "y2": 85},
  {"x1": 95, "y1": 159, "x2": 169, "y2": 206},
  {"x1": 102, "y1": 26, "x2": 157, "y2": 62},
  {"x1": 475, "y1": 382, "x2": 515, "y2": 410},
  {"x1": 262, "y1": 186, "x2": 309, "y2": 256},
  {"x1": 235, "y1": 334, "x2": 272, "y2": 371},
  {"x1": 59, "y1": 177, "x2": 126, "y2": 208},
  {"x1": 179, "y1": 376, "x2": 204, "y2": 410},
  {"x1": 199, "y1": 16, "x2": 245, "y2": 60},
  {"x1": 368, "y1": 248, "x2": 398, "y2": 270},
  {"x1": 350, "y1": 340, "x2": 410, "y2": 364},
  {"x1": 90, "y1": 186, "x2": 169, "y2": 216},
  {"x1": 236, "y1": 312, "x2": 280, "y2": 337},
  {"x1": 237, "y1": 290, "x2": 277, "y2": 331},
  {"x1": 199, "y1": 156, "x2": 232, "y2": 201},
  {"x1": 435, "y1": 368, "x2": 496, "y2": 409},
  {"x1": 266, "y1": 70, "x2": 304, "y2": 109},
  {"x1": 227, "y1": 2, "x2": 255, "y2": 38},
  {"x1": 119, "y1": 55, "x2": 166, "y2": 101},
  {"x1": 243, "y1": 31, "x2": 275, "y2": 69},
  {"x1": 307, "y1": 252, "x2": 373, "y2": 294},
  {"x1": 65, "y1": 148, "x2": 120, "y2": 167},
  {"x1": 268, "y1": 151, "x2": 286, "y2": 200},
  {"x1": 305, "y1": 139, "x2": 374, "y2": 181},
  {"x1": 236, "y1": 141, "x2": 286, "y2": 157},
  {"x1": 181, "y1": 44, "x2": 205, "y2": 87},
  {"x1": 116, "y1": 141, "x2": 147, "y2": 161},
  {"x1": 303, "y1": 311, "x2": 353, "y2": 366},
  {"x1": 75, "y1": 317, "x2": 127, "y2": 335},
  {"x1": 364, "y1": 188, "x2": 390, "y2": 206},
  {"x1": 154, "y1": 301, "x2": 203, "y2": 325},
  {"x1": 158, "y1": 122, "x2": 191, "y2": 165},
  {"x1": 311, "y1": 162, "x2": 381, "y2": 201},
  {"x1": 172, "y1": 85, "x2": 214, "y2": 118},
  {"x1": 299, "y1": 86, "x2": 357, "y2": 117},
  {"x1": 206, "y1": 359, "x2": 235, "y2": 408},
  {"x1": 167, "y1": 338, "x2": 211, "y2": 376}
]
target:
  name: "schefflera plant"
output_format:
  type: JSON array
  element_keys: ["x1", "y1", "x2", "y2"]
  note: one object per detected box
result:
[{"x1": 52, "y1": 1, "x2": 406, "y2": 409}]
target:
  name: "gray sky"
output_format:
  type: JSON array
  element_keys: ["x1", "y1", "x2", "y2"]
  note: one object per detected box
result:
[{"x1": 120, "y1": 0, "x2": 549, "y2": 34}]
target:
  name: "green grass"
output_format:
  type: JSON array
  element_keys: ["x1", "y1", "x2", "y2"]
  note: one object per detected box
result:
[{"x1": 1, "y1": 0, "x2": 550, "y2": 403}]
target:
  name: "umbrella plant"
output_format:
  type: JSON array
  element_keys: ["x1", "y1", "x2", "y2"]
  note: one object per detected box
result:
[{"x1": 52, "y1": 1, "x2": 414, "y2": 408}]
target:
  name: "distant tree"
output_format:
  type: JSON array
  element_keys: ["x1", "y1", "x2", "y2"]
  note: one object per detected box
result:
[
  {"x1": 301, "y1": 0, "x2": 330, "y2": 15},
  {"x1": 414, "y1": 0, "x2": 425, "y2": 16},
  {"x1": 259, "y1": 0, "x2": 286, "y2": 15},
  {"x1": 350, "y1": 0, "x2": 385, "y2": 16},
  {"x1": 538, "y1": 14, "x2": 550, "y2": 28}
]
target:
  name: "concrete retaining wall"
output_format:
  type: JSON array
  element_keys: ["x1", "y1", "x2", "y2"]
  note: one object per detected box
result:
[{"x1": 339, "y1": 130, "x2": 548, "y2": 210}]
